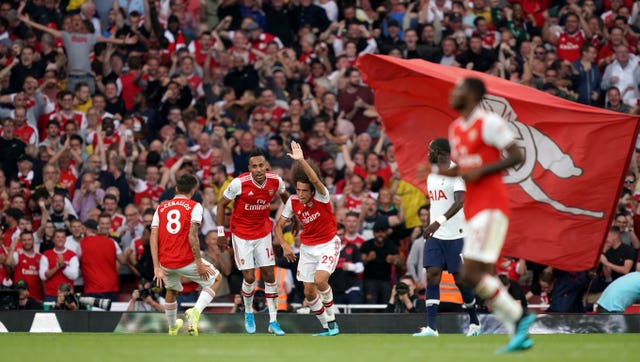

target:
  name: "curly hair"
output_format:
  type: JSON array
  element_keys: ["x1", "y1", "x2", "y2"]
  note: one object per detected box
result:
[{"x1": 291, "y1": 159, "x2": 322, "y2": 187}]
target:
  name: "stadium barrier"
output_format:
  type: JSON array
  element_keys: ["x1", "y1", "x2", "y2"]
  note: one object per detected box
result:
[{"x1": 2, "y1": 311, "x2": 640, "y2": 333}]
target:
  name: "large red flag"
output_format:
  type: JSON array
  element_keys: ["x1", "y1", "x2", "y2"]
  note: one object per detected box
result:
[{"x1": 357, "y1": 54, "x2": 640, "y2": 272}]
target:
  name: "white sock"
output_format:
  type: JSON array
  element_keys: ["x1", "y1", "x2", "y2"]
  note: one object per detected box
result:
[
  {"x1": 194, "y1": 287, "x2": 215, "y2": 313},
  {"x1": 475, "y1": 274, "x2": 522, "y2": 335},
  {"x1": 319, "y1": 287, "x2": 335, "y2": 321},
  {"x1": 308, "y1": 296, "x2": 328, "y2": 329},
  {"x1": 265, "y1": 281, "x2": 279, "y2": 323},
  {"x1": 242, "y1": 280, "x2": 255, "y2": 313},
  {"x1": 164, "y1": 301, "x2": 178, "y2": 328}
]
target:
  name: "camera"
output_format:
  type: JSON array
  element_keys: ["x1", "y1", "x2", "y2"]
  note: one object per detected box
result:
[
  {"x1": 63, "y1": 292, "x2": 111, "y2": 310},
  {"x1": 395, "y1": 281, "x2": 410, "y2": 296},
  {"x1": 138, "y1": 288, "x2": 152, "y2": 300},
  {"x1": 79, "y1": 296, "x2": 112, "y2": 310}
]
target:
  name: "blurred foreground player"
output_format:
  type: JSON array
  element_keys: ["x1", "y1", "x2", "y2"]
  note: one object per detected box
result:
[{"x1": 440, "y1": 77, "x2": 535, "y2": 352}]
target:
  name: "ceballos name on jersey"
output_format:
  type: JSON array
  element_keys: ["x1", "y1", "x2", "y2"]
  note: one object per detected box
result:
[{"x1": 160, "y1": 200, "x2": 193, "y2": 213}]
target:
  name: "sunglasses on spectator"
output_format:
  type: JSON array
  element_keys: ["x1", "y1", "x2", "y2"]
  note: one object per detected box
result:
[{"x1": 625, "y1": 179, "x2": 635, "y2": 184}]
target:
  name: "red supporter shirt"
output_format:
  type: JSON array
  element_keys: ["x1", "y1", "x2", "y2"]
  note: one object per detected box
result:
[
  {"x1": 223, "y1": 172, "x2": 285, "y2": 240},
  {"x1": 134, "y1": 179, "x2": 165, "y2": 204},
  {"x1": 41, "y1": 248, "x2": 77, "y2": 297},
  {"x1": 353, "y1": 164, "x2": 393, "y2": 186},
  {"x1": 111, "y1": 213, "x2": 125, "y2": 234},
  {"x1": 281, "y1": 187, "x2": 337, "y2": 246},
  {"x1": 557, "y1": 30, "x2": 585, "y2": 62},
  {"x1": 12, "y1": 250, "x2": 43, "y2": 301},
  {"x1": 449, "y1": 108, "x2": 515, "y2": 219},
  {"x1": 152, "y1": 196, "x2": 203, "y2": 269},
  {"x1": 80, "y1": 234, "x2": 121, "y2": 294}
]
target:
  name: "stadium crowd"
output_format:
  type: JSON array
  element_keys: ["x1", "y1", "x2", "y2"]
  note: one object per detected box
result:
[{"x1": 0, "y1": 0, "x2": 639, "y2": 313}]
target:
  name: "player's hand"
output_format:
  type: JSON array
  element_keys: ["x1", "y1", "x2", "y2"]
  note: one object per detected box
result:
[
  {"x1": 461, "y1": 168, "x2": 483, "y2": 183},
  {"x1": 281, "y1": 243, "x2": 297, "y2": 263},
  {"x1": 196, "y1": 262, "x2": 211, "y2": 281},
  {"x1": 287, "y1": 141, "x2": 304, "y2": 160},
  {"x1": 423, "y1": 222, "x2": 441, "y2": 239},
  {"x1": 217, "y1": 236, "x2": 229, "y2": 250},
  {"x1": 154, "y1": 267, "x2": 165, "y2": 288}
]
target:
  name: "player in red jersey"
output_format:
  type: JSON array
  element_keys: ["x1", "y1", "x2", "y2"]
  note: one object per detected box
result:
[
  {"x1": 151, "y1": 174, "x2": 220, "y2": 336},
  {"x1": 443, "y1": 77, "x2": 535, "y2": 353},
  {"x1": 275, "y1": 141, "x2": 341, "y2": 336},
  {"x1": 216, "y1": 148, "x2": 290, "y2": 336}
]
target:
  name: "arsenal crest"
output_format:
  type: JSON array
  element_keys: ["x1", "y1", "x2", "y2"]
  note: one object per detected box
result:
[{"x1": 268, "y1": 189, "x2": 274, "y2": 196}]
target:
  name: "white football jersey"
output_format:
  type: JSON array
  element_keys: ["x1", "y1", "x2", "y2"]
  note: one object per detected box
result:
[{"x1": 427, "y1": 162, "x2": 466, "y2": 240}]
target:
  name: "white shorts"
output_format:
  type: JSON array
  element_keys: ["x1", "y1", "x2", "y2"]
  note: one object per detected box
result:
[
  {"x1": 462, "y1": 209, "x2": 509, "y2": 264},
  {"x1": 161, "y1": 258, "x2": 220, "y2": 292},
  {"x1": 297, "y1": 236, "x2": 341, "y2": 283},
  {"x1": 232, "y1": 233, "x2": 275, "y2": 270}
]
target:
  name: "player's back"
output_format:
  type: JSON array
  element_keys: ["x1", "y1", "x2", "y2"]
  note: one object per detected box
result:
[
  {"x1": 154, "y1": 196, "x2": 201, "y2": 269},
  {"x1": 449, "y1": 110, "x2": 511, "y2": 219}
]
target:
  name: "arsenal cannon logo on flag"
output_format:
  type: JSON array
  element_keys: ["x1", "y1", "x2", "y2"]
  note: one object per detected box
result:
[{"x1": 357, "y1": 54, "x2": 640, "y2": 271}]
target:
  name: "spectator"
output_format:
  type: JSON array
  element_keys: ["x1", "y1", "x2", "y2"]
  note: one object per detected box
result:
[
  {"x1": 39, "y1": 229, "x2": 79, "y2": 301},
  {"x1": 0, "y1": 118, "x2": 27, "y2": 179},
  {"x1": 600, "y1": 226, "x2": 636, "y2": 283},
  {"x1": 79, "y1": 219, "x2": 127, "y2": 301},
  {"x1": 72, "y1": 171, "x2": 105, "y2": 221},
  {"x1": 337, "y1": 68, "x2": 375, "y2": 134},
  {"x1": 7, "y1": 230, "x2": 43, "y2": 301},
  {"x1": 601, "y1": 44, "x2": 639, "y2": 107},
  {"x1": 360, "y1": 221, "x2": 402, "y2": 305},
  {"x1": 15, "y1": 280, "x2": 44, "y2": 310}
]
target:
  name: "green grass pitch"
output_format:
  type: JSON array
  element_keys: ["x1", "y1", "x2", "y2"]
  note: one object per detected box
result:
[{"x1": 0, "y1": 333, "x2": 636, "y2": 362}]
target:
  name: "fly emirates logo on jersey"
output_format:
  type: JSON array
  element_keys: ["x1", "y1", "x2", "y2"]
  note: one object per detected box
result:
[
  {"x1": 298, "y1": 209, "x2": 321, "y2": 224},
  {"x1": 244, "y1": 199, "x2": 269, "y2": 211}
]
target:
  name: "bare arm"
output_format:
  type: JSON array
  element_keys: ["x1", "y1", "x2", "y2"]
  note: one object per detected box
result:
[
  {"x1": 288, "y1": 141, "x2": 326, "y2": 196},
  {"x1": 188, "y1": 222, "x2": 203, "y2": 264},
  {"x1": 18, "y1": 12, "x2": 63, "y2": 38}
]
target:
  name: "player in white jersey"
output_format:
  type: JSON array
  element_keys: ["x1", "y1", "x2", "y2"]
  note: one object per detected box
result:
[{"x1": 413, "y1": 138, "x2": 480, "y2": 337}]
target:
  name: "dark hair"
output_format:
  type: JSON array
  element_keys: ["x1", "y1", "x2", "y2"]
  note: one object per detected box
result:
[
  {"x1": 291, "y1": 159, "x2": 322, "y2": 187},
  {"x1": 462, "y1": 77, "x2": 486, "y2": 101},
  {"x1": 248, "y1": 148, "x2": 266, "y2": 160},
  {"x1": 609, "y1": 225, "x2": 622, "y2": 233},
  {"x1": 418, "y1": 205, "x2": 430, "y2": 213},
  {"x1": 103, "y1": 194, "x2": 118, "y2": 203},
  {"x1": 337, "y1": 222, "x2": 345, "y2": 231},
  {"x1": 430, "y1": 137, "x2": 451, "y2": 154},
  {"x1": 176, "y1": 173, "x2": 198, "y2": 194},
  {"x1": 269, "y1": 134, "x2": 284, "y2": 147}
]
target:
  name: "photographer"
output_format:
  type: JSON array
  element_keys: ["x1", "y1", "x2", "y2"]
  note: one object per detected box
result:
[
  {"x1": 385, "y1": 275, "x2": 424, "y2": 313},
  {"x1": 126, "y1": 279, "x2": 164, "y2": 312},
  {"x1": 53, "y1": 283, "x2": 82, "y2": 310}
]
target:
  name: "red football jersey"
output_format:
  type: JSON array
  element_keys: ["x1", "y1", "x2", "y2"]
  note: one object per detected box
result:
[
  {"x1": 282, "y1": 188, "x2": 337, "y2": 245},
  {"x1": 152, "y1": 196, "x2": 203, "y2": 269},
  {"x1": 80, "y1": 235, "x2": 120, "y2": 294},
  {"x1": 13, "y1": 250, "x2": 43, "y2": 301},
  {"x1": 449, "y1": 108, "x2": 515, "y2": 219},
  {"x1": 42, "y1": 249, "x2": 77, "y2": 297},
  {"x1": 224, "y1": 172, "x2": 285, "y2": 240},
  {"x1": 557, "y1": 30, "x2": 585, "y2": 62}
]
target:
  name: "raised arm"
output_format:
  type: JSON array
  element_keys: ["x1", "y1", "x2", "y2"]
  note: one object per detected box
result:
[{"x1": 288, "y1": 141, "x2": 326, "y2": 196}]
